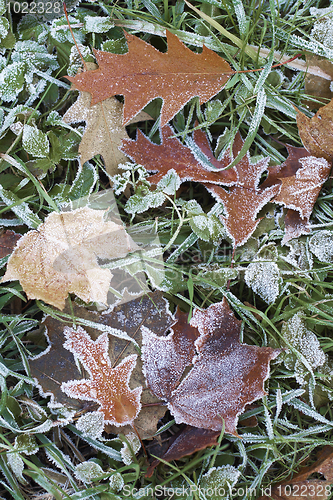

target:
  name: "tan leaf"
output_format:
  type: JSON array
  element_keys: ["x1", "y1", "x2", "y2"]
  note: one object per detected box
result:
[
  {"x1": 142, "y1": 297, "x2": 280, "y2": 435},
  {"x1": 61, "y1": 326, "x2": 142, "y2": 426},
  {"x1": 1, "y1": 207, "x2": 139, "y2": 310},
  {"x1": 63, "y1": 63, "x2": 151, "y2": 177}
]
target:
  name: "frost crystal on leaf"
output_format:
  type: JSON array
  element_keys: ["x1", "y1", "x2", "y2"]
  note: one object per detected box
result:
[
  {"x1": 282, "y1": 312, "x2": 326, "y2": 386},
  {"x1": 120, "y1": 432, "x2": 141, "y2": 465},
  {"x1": 76, "y1": 411, "x2": 105, "y2": 439},
  {"x1": 74, "y1": 461, "x2": 104, "y2": 483},
  {"x1": 7, "y1": 452, "x2": 26, "y2": 484},
  {"x1": 142, "y1": 298, "x2": 280, "y2": 434},
  {"x1": 61, "y1": 326, "x2": 142, "y2": 426},
  {"x1": 109, "y1": 472, "x2": 124, "y2": 493},
  {"x1": 83, "y1": 16, "x2": 114, "y2": 33},
  {"x1": 200, "y1": 465, "x2": 240, "y2": 500},
  {"x1": 309, "y1": 231, "x2": 333, "y2": 262},
  {"x1": 22, "y1": 124, "x2": 50, "y2": 158},
  {"x1": 244, "y1": 261, "x2": 281, "y2": 304}
]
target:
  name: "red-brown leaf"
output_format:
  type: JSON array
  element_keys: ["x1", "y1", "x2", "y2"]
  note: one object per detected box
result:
[
  {"x1": 65, "y1": 31, "x2": 232, "y2": 126},
  {"x1": 121, "y1": 125, "x2": 238, "y2": 186},
  {"x1": 142, "y1": 298, "x2": 280, "y2": 435},
  {"x1": 205, "y1": 135, "x2": 280, "y2": 247}
]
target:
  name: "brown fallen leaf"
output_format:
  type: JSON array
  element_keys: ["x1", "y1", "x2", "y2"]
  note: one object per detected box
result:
[
  {"x1": 142, "y1": 297, "x2": 280, "y2": 435},
  {"x1": 304, "y1": 54, "x2": 333, "y2": 108},
  {"x1": 258, "y1": 446, "x2": 333, "y2": 500},
  {"x1": 260, "y1": 145, "x2": 331, "y2": 243},
  {"x1": 1, "y1": 207, "x2": 139, "y2": 310},
  {"x1": 0, "y1": 230, "x2": 21, "y2": 259},
  {"x1": 63, "y1": 63, "x2": 152, "y2": 177},
  {"x1": 30, "y1": 292, "x2": 174, "y2": 439},
  {"x1": 121, "y1": 124, "x2": 238, "y2": 186},
  {"x1": 205, "y1": 134, "x2": 280, "y2": 247},
  {"x1": 65, "y1": 30, "x2": 233, "y2": 126},
  {"x1": 297, "y1": 99, "x2": 333, "y2": 161},
  {"x1": 146, "y1": 425, "x2": 220, "y2": 477},
  {"x1": 61, "y1": 326, "x2": 141, "y2": 426}
]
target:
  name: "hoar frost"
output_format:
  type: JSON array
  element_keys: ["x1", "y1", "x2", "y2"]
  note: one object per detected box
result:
[
  {"x1": 245, "y1": 261, "x2": 281, "y2": 304},
  {"x1": 120, "y1": 432, "x2": 141, "y2": 465},
  {"x1": 309, "y1": 231, "x2": 333, "y2": 262},
  {"x1": 282, "y1": 312, "x2": 326, "y2": 386}
]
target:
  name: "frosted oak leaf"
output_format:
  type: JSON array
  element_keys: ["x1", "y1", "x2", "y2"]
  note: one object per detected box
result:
[
  {"x1": 61, "y1": 326, "x2": 142, "y2": 426},
  {"x1": 65, "y1": 30, "x2": 233, "y2": 127},
  {"x1": 121, "y1": 125, "x2": 238, "y2": 186},
  {"x1": 142, "y1": 298, "x2": 280, "y2": 434},
  {"x1": 1, "y1": 207, "x2": 139, "y2": 309}
]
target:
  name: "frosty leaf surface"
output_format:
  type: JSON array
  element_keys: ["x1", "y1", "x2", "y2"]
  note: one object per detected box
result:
[
  {"x1": 61, "y1": 326, "x2": 142, "y2": 426},
  {"x1": 22, "y1": 124, "x2": 50, "y2": 158},
  {"x1": 66, "y1": 30, "x2": 233, "y2": 126},
  {"x1": 121, "y1": 125, "x2": 238, "y2": 186},
  {"x1": 281, "y1": 312, "x2": 326, "y2": 386},
  {"x1": 245, "y1": 261, "x2": 281, "y2": 304},
  {"x1": 142, "y1": 298, "x2": 280, "y2": 434},
  {"x1": 205, "y1": 134, "x2": 280, "y2": 247},
  {"x1": 200, "y1": 465, "x2": 240, "y2": 499},
  {"x1": 1, "y1": 206, "x2": 139, "y2": 309},
  {"x1": 309, "y1": 231, "x2": 333, "y2": 262},
  {"x1": 63, "y1": 64, "x2": 152, "y2": 177}
]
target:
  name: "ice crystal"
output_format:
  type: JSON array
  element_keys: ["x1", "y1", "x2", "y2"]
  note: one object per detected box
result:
[
  {"x1": 74, "y1": 461, "x2": 104, "y2": 483},
  {"x1": 7, "y1": 452, "x2": 26, "y2": 484},
  {"x1": 67, "y1": 44, "x2": 93, "y2": 77},
  {"x1": 0, "y1": 0, "x2": 5, "y2": 15},
  {"x1": 0, "y1": 16, "x2": 9, "y2": 38},
  {"x1": 244, "y1": 261, "x2": 281, "y2": 303},
  {"x1": 200, "y1": 465, "x2": 240, "y2": 500},
  {"x1": 120, "y1": 432, "x2": 141, "y2": 465},
  {"x1": 310, "y1": 6, "x2": 333, "y2": 50},
  {"x1": 50, "y1": 17, "x2": 85, "y2": 44},
  {"x1": 0, "y1": 62, "x2": 25, "y2": 102},
  {"x1": 156, "y1": 169, "x2": 181, "y2": 195},
  {"x1": 76, "y1": 411, "x2": 105, "y2": 439},
  {"x1": 285, "y1": 239, "x2": 313, "y2": 270},
  {"x1": 83, "y1": 16, "x2": 114, "y2": 33},
  {"x1": 309, "y1": 231, "x2": 333, "y2": 263},
  {"x1": 109, "y1": 472, "x2": 124, "y2": 493},
  {"x1": 22, "y1": 124, "x2": 50, "y2": 158},
  {"x1": 282, "y1": 312, "x2": 326, "y2": 386},
  {"x1": 125, "y1": 192, "x2": 166, "y2": 214},
  {"x1": 7, "y1": 435, "x2": 39, "y2": 484}
]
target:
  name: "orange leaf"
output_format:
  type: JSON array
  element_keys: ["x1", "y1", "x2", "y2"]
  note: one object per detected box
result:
[
  {"x1": 61, "y1": 326, "x2": 142, "y2": 426},
  {"x1": 142, "y1": 297, "x2": 280, "y2": 435},
  {"x1": 121, "y1": 124, "x2": 238, "y2": 186},
  {"x1": 65, "y1": 31, "x2": 233, "y2": 126}
]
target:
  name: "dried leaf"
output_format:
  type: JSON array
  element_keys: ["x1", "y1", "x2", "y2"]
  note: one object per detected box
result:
[
  {"x1": 142, "y1": 298, "x2": 280, "y2": 434},
  {"x1": 30, "y1": 292, "x2": 174, "y2": 439},
  {"x1": 121, "y1": 124, "x2": 238, "y2": 186},
  {"x1": 297, "y1": 99, "x2": 333, "y2": 161},
  {"x1": 63, "y1": 64, "x2": 152, "y2": 177},
  {"x1": 146, "y1": 425, "x2": 220, "y2": 477},
  {"x1": 1, "y1": 207, "x2": 139, "y2": 310},
  {"x1": 0, "y1": 229, "x2": 21, "y2": 258},
  {"x1": 61, "y1": 326, "x2": 141, "y2": 426},
  {"x1": 258, "y1": 446, "x2": 333, "y2": 500},
  {"x1": 260, "y1": 145, "x2": 330, "y2": 243},
  {"x1": 304, "y1": 54, "x2": 333, "y2": 108},
  {"x1": 66, "y1": 31, "x2": 232, "y2": 126},
  {"x1": 205, "y1": 134, "x2": 280, "y2": 247}
]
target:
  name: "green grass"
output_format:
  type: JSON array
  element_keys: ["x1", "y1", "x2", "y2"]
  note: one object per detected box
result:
[{"x1": 1, "y1": 0, "x2": 333, "y2": 498}]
